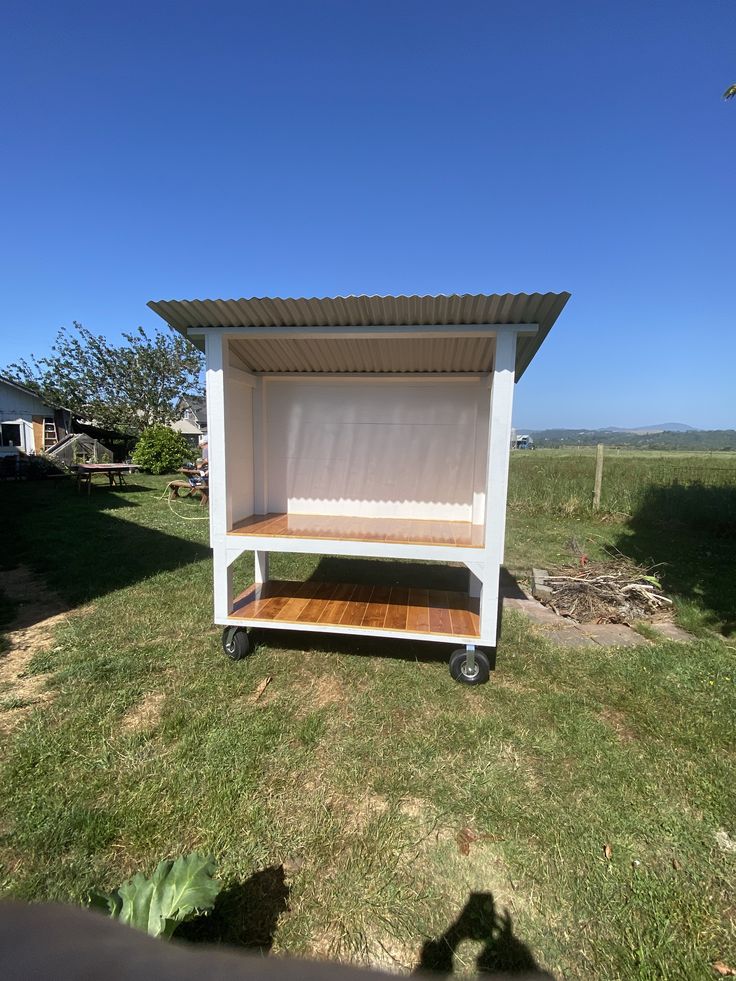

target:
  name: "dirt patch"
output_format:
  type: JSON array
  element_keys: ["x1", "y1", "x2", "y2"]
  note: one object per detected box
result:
[
  {"x1": 308, "y1": 674, "x2": 346, "y2": 710},
  {"x1": 600, "y1": 707, "x2": 636, "y2": 744},
  {"x1": 120, "y1": 691, "x2": 166, "y2": 733},
  {"x1": 341, "y1": 792, "x2": 389, "y2": 832},
  {"x1": 0, "y1": 566, "x2": 82, "y2": 733}
]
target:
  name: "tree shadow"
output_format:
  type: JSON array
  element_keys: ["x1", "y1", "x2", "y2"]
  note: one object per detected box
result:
[
  {"x1": 416, "y1": 893, "x2": 552, "y2": 978},
  {"x1": 613, "y1": 482, "x2": 736, "y2": 636},
  {"x1": 177, "y1": 865, "x2": 289, "y2": 953},
  {"x1": 1, "y1": 478, "x2": 210, "y2": 621}
]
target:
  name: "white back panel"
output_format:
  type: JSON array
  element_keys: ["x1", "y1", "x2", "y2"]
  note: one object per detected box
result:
[{"x1": 265, "y1": 380, "x2": 485, "y2": 520}]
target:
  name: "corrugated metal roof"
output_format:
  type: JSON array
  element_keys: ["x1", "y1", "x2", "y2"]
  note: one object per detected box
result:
[{"x1": 147, "y1": 292, "x2": 569, "y2": 378}]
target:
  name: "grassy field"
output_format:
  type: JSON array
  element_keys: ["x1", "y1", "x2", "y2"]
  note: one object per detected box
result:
[{"x1": 1, "y1": 455, "x2": 735, "y2": 978}]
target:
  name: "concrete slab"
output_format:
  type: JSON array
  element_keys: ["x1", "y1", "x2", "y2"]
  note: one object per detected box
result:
[
  {"x1": 648, "y1": 622, "x2": 694, "y2": 643},
  {"x1": 531, "y1": 568, "x2": 553, "y2": 601},
  {"x1": 503, "y1": 596, "x2": 561, "y2": 625},
  {"x1": 578, "y1": 623, "x2": 646, "y2": 647},
  {"x1": 539, "y1": 625, "x2": 599, "y2": 648}
]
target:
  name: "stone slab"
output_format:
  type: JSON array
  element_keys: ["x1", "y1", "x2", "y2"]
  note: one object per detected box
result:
[
  {"x1": 578, "y1": 623, "x2": 646, "y2": 647},
  {"x1": 503, "y1": 596, "x2": 561, "y2": 625},
  {"x1": 539, "y1": 625, "x2": 599, "y2": 648},
  {"x1": 648, "y1": 622, "x2": 693, "y2": 643}
]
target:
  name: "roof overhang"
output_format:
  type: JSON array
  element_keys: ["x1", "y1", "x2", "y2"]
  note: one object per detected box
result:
[{"x1": 147, "y1": 292, "x2": 570, "y2": 379}]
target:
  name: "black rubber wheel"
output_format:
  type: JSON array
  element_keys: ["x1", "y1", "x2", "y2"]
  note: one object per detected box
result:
[
  {"x1": 449, "y1": 648, "x2": 490, "y2": 685},
  {"x1": 222, "y1": 626, "x2": 250, "y2": 661}
]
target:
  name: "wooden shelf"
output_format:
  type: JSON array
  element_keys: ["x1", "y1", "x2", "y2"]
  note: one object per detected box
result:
[
  {"x1": 230, "y1": 513, "x2": 484, "y2": 548},
  {"x1": 230, "y1": 579, "x2": 481, "y2": 640}
]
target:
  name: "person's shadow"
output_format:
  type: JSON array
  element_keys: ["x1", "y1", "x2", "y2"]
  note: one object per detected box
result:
[
  {"x1": 417, "y1": 893, "x2": 553, "y2": 978},
  {"x1": 177, "y1": 865, "x2": 289, "y2": 953}
]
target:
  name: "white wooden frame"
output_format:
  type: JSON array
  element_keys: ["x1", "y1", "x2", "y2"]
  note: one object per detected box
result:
[{"x1": 205, "y1": 325, "x2": 521, "y2": 650}]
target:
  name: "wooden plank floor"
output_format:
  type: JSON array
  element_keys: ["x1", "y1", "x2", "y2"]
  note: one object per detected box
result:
[
  {"x1": 230, "y1": 513, "x2": 484, "y2": 548},
  {"x1": 231, "y1": 580, "x2": 481, "y2": 639}
]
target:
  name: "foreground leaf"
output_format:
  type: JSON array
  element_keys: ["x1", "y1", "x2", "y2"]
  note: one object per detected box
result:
[{"x1": 92, "y1": 852, "x2": 221, "y2": 938}]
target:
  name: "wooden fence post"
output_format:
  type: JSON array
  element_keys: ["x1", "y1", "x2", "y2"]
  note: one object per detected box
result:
[{"x1": 593, "y1": 443, "x2": 604, "y2": 511}]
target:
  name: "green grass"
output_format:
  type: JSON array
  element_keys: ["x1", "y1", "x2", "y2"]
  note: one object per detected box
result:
[
  {"x1": 1, "y1": 465, "x2": 735, "y2": 979},
  {"x1": 507, "y1": 451, "x2": 736, "y2": 636}
]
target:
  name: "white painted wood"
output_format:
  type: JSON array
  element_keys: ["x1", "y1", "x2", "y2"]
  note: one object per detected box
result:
[
  {"x1": 252, "y1": 377, "x2": 268, "y2": 513},
  {"x1": 478, "y1": 330, "x2": 517, "y2": 646},
  {"x1": 213, "y1": 554, "x2": 234, "y2": 623},
  {"x1": 264, "y1": 380, "x2": 485, "y2": 521},
  {"x1": 189, "y1": 324, "x2": 539, "y2": 341},
  {"x1": 225, "y1": 533, "x2": 483, "y2": 564},
  {"x1": 202, "y1": 322, "x2": 528, "y2": 654},
  {"x1": 217, "y1": 614, "x2": 476, "y2": 645},
  {"x1": 205, "y1": 331, "x2": 229, "y2": 544},
  {"x1": 264, "y1": 373, "x2": 488, "y2": 383},
  {"x1": 254, "y1": 550, "x2": 269, "y2": 585},
  {"x1": 228, "y1": 361, "x2": 257, "y2": 387},
  {"x1": 225, "y1": 371, "x2": 254, "y2": 525}
]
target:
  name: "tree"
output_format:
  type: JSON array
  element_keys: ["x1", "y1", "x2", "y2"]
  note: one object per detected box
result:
[
  {"x1": 132, "y1": 425, "x2": 192, "y2": 474},
  {"x1": 6, "y1": 323, "x2": 203, "y2": 436}
]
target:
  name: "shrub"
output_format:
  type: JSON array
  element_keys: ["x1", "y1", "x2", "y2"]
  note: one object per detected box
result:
[{"x1": 132, "y1": 425, "x2": 190, "y2": 474}]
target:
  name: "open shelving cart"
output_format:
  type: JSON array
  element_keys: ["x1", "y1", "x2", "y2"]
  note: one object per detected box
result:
[{"x1": 149, "y1": 293, "x2": 569, "y2": 683}]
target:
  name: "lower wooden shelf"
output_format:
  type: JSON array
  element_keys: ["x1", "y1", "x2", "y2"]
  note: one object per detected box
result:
[{"x1": 230, "y1": 579, "x2": 481, "y2": 641}]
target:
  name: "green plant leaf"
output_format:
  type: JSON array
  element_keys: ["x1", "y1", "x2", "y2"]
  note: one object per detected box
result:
[
  {"x1": 113, "y1": 852, "x2": 221, "y2": 938},
  {"x1": 640, "y1": 574, "x2": 662, "y2": 589},
  {"x1": 88, "y1": 889, "x2": 123, "y2": 918}
]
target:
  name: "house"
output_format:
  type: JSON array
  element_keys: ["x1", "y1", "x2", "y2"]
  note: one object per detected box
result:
[
  {"x1": 0, "y1": 376, "x2": 71, "y2": 456},
  {"x1": 171, "y1": 396, "x2": 207, "y2": 449}
]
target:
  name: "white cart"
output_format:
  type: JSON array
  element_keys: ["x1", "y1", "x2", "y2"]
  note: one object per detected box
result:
[{"x1": 150, "y1": 293, "x2": 569, "y2": 683}]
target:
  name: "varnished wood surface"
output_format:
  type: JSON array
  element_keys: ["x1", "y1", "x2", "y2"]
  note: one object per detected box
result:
[
  {"x1": 230, "y1": 512, "x2": 484, "y2": 548},
  {"x1": 231, "y1": 580, "x2": 480, "y2": 638}
]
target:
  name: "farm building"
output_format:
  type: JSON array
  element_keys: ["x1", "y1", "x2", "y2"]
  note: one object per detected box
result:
[
  {"x1": 149, "y1": 292, "x2": 570, "y2": 682},
  {"x1": 0, "y1": 376, "x2": 71, "y2": 456}
]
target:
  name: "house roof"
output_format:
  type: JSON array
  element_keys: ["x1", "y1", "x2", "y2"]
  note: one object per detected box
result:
[
  {"x1": 148, "y1": 292, "x2": 570, "y2": 379},
  {"x1": 180, "y1": 396, "x2": 207, "y2": 425}
]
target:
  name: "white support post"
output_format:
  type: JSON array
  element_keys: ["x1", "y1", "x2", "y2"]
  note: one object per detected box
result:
[
  {"x1": 213, "y1": 556, "x2": 234, "y2": 623},
  {"x1": 479, "y1": 329, "x2": 517, "y2": 646},
  {"x1": 252, "y1": 377, "x2": 268, "y2": 513},
  {"x1": 205, "y1": 330, "x2": 234, "y2": 622},
  {"x1": 254, "y1": 550, "x2": 269, "y2": 585}
]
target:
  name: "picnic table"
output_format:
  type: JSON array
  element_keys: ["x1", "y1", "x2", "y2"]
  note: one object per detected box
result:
[
  {"x1": 168, "y1": 468, "x2": 209, "y2": 507},
  {"x1": 75, "y1": 463, "x2": 140, "y2": 494}
]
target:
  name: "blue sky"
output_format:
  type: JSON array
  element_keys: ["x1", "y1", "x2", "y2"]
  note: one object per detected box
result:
[{"x1": 1, "y1": 0, "x2": 734, "y2": 429}]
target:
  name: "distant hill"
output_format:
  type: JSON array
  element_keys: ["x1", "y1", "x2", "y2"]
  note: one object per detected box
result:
[
  {"x1": 602, "y1": 423, "x2": 695, "y2": 435},
  {"x1": 520, "y1": 428, "x2": 736, "y2": 451}
]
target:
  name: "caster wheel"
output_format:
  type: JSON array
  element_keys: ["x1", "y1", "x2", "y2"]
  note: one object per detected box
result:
[
  {"x1": 222, "y1": 626, "x2": 250, "y2": 661},
  {"x1": 449, "y1": 648, "x2": 490, "y2": 685}
]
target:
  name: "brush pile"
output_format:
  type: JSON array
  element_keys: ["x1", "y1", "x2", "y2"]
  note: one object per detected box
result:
[{"x1": 540, "y1": 559, "x2": 672, "y2": 624}]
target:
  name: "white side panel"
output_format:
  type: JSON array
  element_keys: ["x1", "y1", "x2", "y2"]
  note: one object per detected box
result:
[
  {"x1": 264, "y1": 379, "x2": 484, "y2": 521},
  {"x1": 226, "y1": 370, "x2": 254, "y2": 525}
]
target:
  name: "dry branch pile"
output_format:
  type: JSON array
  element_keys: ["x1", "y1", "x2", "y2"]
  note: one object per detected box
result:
[{"x1": 542, "y1": 560, "x2": 672, "y2": 624}]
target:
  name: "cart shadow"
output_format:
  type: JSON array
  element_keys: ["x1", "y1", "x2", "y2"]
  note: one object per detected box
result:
[
  {"x1": 416, "y1": 892, "x2": 553, "y2": 978},
  {"x1": 177, "y1": 865, "x2": 289, "y2": 953}
]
